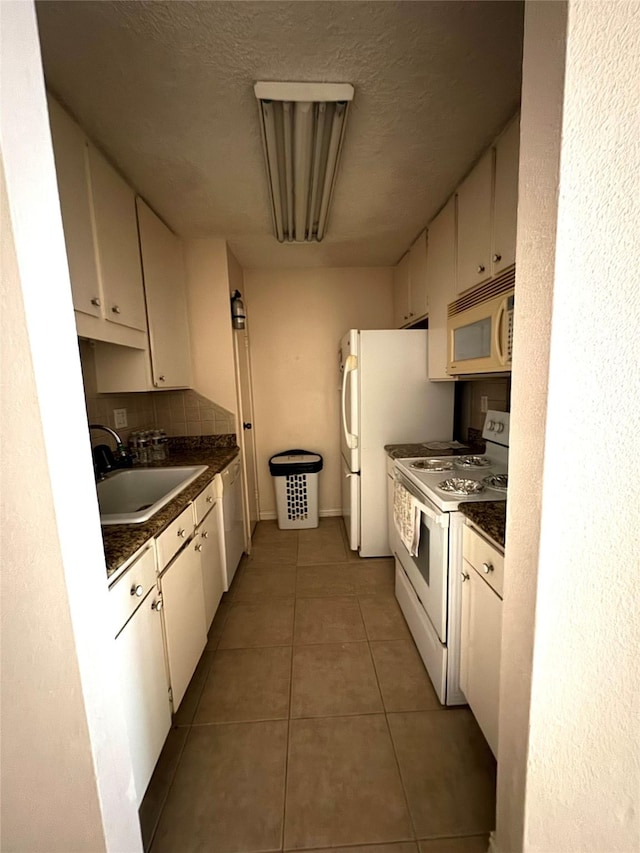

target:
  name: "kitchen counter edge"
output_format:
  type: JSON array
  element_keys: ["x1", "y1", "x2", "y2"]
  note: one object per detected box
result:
[
  {"x1": 459, "y1": 502, "x2": 506, "y2": 550},
  {"x1": 103, "y1": 445, "x2": 239, "y2": 579}
]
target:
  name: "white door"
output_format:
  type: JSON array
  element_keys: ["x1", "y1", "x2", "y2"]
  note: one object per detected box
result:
[
  {"x1": 341, "y1": 454, "x2": 360, "y2": 551},
  {"x1": 233, "y1": 327, "x2": 259, "y2": 538},
  {"x1": 339, "y1": 330, "x2": 359, "y2": 472},
  {"x1": 114, "y1": 587, "x2": 171, "y2": 805},
  {"x1": 160, "y1": 541, "x2": 207, "y2": 711}
]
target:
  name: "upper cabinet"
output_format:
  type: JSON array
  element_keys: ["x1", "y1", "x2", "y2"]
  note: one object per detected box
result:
[
  {"x1": 136, "y1": 199, "x2": 192, "y2": 389},
  {"x1": 492, "y1": 116, "x2": 520, "y2": 275},
  {"x1": 47, "y1": 96, "x2": 101, "y2": 319},
  {"x1": 456, "y1": 116, "x2": 520, "y2": 296},
  {"x1": 87, "y1": 144, "x2": 147, "y2": 332},
  {"x1": 455, "y1": 150, "x2": 494, "y2": 295},
  {"x1": 393, "y1": 230, "x2": 429, "y2": 327},
  {"x1": 426, "y1": 197, "x2": 456, "y2": 381}
]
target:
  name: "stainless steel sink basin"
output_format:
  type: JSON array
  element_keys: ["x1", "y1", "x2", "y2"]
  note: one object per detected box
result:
[{"x1": 97, "y1": 465, "x2": 208, "y2": 525}]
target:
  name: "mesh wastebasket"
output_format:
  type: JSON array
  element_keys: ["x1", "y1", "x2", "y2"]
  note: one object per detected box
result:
[{"x1": 268, "y1": 450, "x2": 323, "y2": 530}]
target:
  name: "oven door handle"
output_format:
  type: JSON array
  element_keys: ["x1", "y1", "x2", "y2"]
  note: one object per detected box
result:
[{"x1": 394, "y1": 471, "x2": 449, "y2": 529}]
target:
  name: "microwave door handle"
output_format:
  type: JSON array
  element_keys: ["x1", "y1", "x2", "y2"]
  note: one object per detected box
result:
[
  {"x1": 341, "y1": 354, "x2": 358, "y2": 449},
  {"x1": 494, "y1": 299, "x2": 507, "y2": 365}
]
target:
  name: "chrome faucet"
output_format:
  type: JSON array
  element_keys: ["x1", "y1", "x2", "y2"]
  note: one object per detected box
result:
[
  {"x1": 89, "y1": 423, "x2": 124, "y2": 446},
  {"x1": 89, "y1": 423, "x2": 131, "y2": 471}
]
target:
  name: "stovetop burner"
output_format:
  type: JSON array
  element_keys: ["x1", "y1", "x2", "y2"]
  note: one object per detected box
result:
[
  {"x1": 483, "y1": 474, "x2": 508, "y2": 492},
  {"x1": 410, "y1": 458, "x2": 454, "y2": 473},
  {"x1": 454, "y1": 455, "x2": 492, "y2": 470},
  {"x1": 437, "y1": 477, "x2": 486, "y2": 496}
]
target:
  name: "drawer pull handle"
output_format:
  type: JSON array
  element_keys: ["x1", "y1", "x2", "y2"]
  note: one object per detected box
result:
[
  {"x1": 461, "y1": 571, "x2": 470, "y2": 582},
  {"x1": 194, "y1": 543, "x2": 203, "y2": 553},
  {"x1": 111, "y1": 305, "x2": 121, "y2": 314},
  {"x1": 201, "y1": 531, "x2": 209, "y2": 539},
  {"x1": 206, "y1": 495, "x2": 214, "y2": 503},
  {"x1": 131, "y1": 584, "x2": 144, "y2": 597},
  {"x1": 482, "y1": 562, "x2": 494, "y2": 574},
  {"x1": 177, "y1": 528, "x2": 187, "y2": 539},
  {"x1": 151, "y1": 597, "x2": 163, "y2": 612}
]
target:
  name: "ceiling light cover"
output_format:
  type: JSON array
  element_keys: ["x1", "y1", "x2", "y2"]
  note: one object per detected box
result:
[{"x1": 254, "y1": 81, "x2": 354, "y2": 243}]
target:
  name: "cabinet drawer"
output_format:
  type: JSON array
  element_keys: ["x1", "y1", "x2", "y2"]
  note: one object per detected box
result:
[
  {"x1": 109, "y1": 545, "x2": 157, "y2": 637},
  {"x1": 193, "y1": 479, "x2": 217, "y2": 526},
  {"x1": 463, "y1": 523, "x2": 504, "y2": 597},
  {"x1": 156, "y1": 504, "x2": 195, "y2": 571}
]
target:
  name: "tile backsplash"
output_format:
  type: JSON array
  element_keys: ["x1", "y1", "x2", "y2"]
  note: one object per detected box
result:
[
  {"x1": 454, "y1": 376, "x2": 511, "y2": 442},
  {"x1": 79, "y1": 339, "x2": 235, "y2": 446}
]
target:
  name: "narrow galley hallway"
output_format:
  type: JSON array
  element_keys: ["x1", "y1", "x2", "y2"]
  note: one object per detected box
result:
[{"x1": 140, "y1": 518, "x2": 496, "y2": 853}]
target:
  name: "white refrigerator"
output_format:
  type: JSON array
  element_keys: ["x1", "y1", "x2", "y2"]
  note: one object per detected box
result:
[{"x1": 340, "y1": 329, "x2": 455, "y2": 556}]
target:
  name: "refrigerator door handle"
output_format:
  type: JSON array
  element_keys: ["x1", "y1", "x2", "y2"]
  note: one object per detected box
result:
[{"x1": 341, "y1": 354, "x2": 358, "y2": 449}]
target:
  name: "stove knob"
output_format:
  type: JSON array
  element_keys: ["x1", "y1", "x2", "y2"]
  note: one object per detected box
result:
[
  {"x1": 488, "y1": 420, "x2": 495, "y2": 430},
  {"x1": 496, "y1": 422, "x2": 505, "y2": 433}
]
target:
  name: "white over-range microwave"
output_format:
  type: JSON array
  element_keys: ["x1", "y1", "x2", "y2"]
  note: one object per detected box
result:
[{"x1": 447, "y1": 271, "x2": 515, "y2": 375}]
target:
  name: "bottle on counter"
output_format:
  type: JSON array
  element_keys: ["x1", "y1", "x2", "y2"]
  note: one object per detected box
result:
[
  {"x1": 151, "y1": 430, "x2": 166, "y2": 462},
  {"x1": 128, "y1": 432, "x2": 140, "y2": 466},
  {"x1": 137, "y1": 434, "x2": 150, "y2": 465}
]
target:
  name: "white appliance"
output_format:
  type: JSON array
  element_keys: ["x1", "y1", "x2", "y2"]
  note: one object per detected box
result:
[
  {"x1": 391, "y1": 410, "x2": 509, "y2": 704},
  {"x1": 447, "y1": 281, "x2": 514, "y2": 375},
  {"x1": 340, "y1": 329, "x2": 455, "y2": 557},
  {"x1": 221, "y1": 457, "x2": 245, "y2": 588}
]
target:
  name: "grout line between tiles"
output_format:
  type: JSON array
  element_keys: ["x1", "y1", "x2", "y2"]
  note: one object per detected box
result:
[{"x1": 145, "y1": 724, "x2": 191, "y2": 853}]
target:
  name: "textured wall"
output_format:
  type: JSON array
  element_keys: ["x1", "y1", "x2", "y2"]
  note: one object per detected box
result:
[
  {"x1": 497, "y1": 1, "x2": 640, "y2": 851},
  {"x1": 244, "y1": 267, "x2": 394, "y2": 517}
]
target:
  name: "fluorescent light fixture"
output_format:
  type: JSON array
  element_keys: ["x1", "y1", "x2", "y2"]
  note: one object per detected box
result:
[{"x1": 254, "y1": 81, "x2": 355, "y2": 242}]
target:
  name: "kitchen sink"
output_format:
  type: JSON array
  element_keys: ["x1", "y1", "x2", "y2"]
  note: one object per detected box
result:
[{"x1": 97, "y1": 465, "x2": 208, "y2": 525}]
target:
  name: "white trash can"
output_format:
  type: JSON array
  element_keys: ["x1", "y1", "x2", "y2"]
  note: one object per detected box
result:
[{"x1": 269, "y1": 450, "x2": 323, "y2": 530}]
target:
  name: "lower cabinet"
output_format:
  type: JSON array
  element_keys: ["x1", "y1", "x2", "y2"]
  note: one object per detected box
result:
[
  {"x1": 197, "y1": 503, "x2": 225, "y2": 630},
  {"x1": 460, "y1": 524, "x2": 503, "y2": 757},
  {"x1": 159, "y1": 538, "x2": 207, "y2": 711},
  {"x1": 111, "y1": 547, "x2": 171, "y2": 806}
]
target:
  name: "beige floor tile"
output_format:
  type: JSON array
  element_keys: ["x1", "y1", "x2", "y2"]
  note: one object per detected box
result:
[
  {"x1": 388, "y1": 710, "x2": 496, "y2": 839},
  {"x1": 246, "y1": 537, "x2": 299, "y2": 565},
  {"x1": 296, "y1": 563, "x2": 357, "y2": 597},
  {"x1": 284, "y1": 715, "x2": 413, "y2": 849},
  {"x1": 139, "y1": 726, "x2": 188, "y2": 851},
  {"x1": 298, "y1": 520, "x2": 349, "y2": 564},
  {"x1": 233, "y1": 566, "x2": 296, "y2": 602},
  {"x1": 296, "y1": 845, "x2": 418, "y2": 853},
  {"x1": 359, "y1": 595, "x2": 412, "y2": 641},
  {"x1": 195, "y1": 646, "x2": 292, "y2": 723},
  {"x1": 355, "y1": 560, "x2": 396, "y2": 595},
  {"x1": 205, "y1": 596, "x2": 232, "y2": 649},
  {"x1": 218, "y1": 601, "x2": 295, "y2": 649},
  {"x1": 291, "y1": 642, "x2": 383, "y2": 718},
  {"x1": 172, "y1": 651, "x2": 213, "y2": 726},
  {"x1": 370, "y1": 640, "x2": 441, "y2": 712},
  {"x1": 251, "y1": 520, "x2": 298, "y2": 544},
  {"x1": 419, "y1": 837, "x2": 489, "y2": 852},
  {"x1": 151, "y1": 720, "x2": 288, "y2": 853},
  {"x1": 294, "y1": 596, "x2": 366, "y2": 644}
]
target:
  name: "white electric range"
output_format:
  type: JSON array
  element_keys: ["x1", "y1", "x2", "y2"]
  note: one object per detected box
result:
[{"x1": 390, "y1": 410, "x2": 509, "y2": 705}]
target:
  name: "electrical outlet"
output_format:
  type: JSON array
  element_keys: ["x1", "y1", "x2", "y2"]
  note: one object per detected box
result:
[
  {"x1": 113, "y1": 408, "x2": 128, "y2": 429},
  {"x1": 480, "y1": 396, "x2": 489, "y2": 413}
]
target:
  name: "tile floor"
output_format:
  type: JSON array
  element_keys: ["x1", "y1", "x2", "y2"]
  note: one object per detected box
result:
[{"x1": 141, "y1": 518, "x2": 496, "y2": 853}]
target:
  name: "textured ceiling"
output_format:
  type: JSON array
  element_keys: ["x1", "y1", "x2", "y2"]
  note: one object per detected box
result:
[{"x1": 36, "y1": 1, "x2": 524, "y2": 268}]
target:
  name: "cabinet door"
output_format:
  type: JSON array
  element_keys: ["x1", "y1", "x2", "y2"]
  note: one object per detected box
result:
[
  {"x1": 114, "y1": 587, "x2": 171, "y2": 805},
  {"x1": 198, "y1": 506, "x2": 224, "y2": 630},
  {"x1": 160, "y1": 540, "x2": 207, "y2": 711},
  {"x1": 87, "y1": 144, "x2": 147, "y2": 331},
  {"x1": 456, "y1": 150, "x2": 494, "y2": 295},
  {"x1": 426, "y1": 197, "x2": 457, "y2": 381},
  {"x1": 393, "y1": 252, "x2": 411, "y2": 327},
  {"x1": 408, "y1": 229, "x2": 429, "y2": 321},
  {"x1": 460, "y1": 564, "x2": 502, "y2": 756},
  {"x1": 136, "y1": 198, "x2": 192, "y2": 389},
  {"x1": 492, "y1": 116, "x2": 520, "y2": 275},
  {"x1": 47, "y1": 97, "x2": 102, "y2": 318}
]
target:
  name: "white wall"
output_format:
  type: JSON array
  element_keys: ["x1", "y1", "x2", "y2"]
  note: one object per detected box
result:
[
  {"x1": 243, "y1": 267, "x2": 394, "y2": 517},
  {"x1": 0, "y1": 3, "x2": 141, "y2": 849},
  {"x1": 497, "y1": 1, "x2": 640, "y2": 851}
]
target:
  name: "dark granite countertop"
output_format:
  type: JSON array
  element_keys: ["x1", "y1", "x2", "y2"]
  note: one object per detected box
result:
[
  {"x1": 103, "y1": 436, "x2": 239, "y2": 580},
  {"x1": 385, "y1": 441, "x2": 486, "y2": 459},
  {"x1": 459, "y1": 502, "x2": 507, "y2": 549}
]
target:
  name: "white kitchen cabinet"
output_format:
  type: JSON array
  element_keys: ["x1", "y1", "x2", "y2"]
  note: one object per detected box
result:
[
  {"x1": 159, "y1": 538, "x2": 207, "y2": 711},
  {"x1": 426, "y1": 197, "x2": 457, "y2": 381},
  {"x1": 456, "y1": 150, "x2": 494, "y2": 295},
  {"x1": 492, "y1": 116, "x2": 520, "y2": 276},
  {"x1": 47, "y1": 96, "x2": 102, "y2": 319},
  {"x1": 87, "y1": 143, "x2": 147, "y2": 333},
  {"x1": 393, "y1": 251, "x2": 411, "y2": 327},
  {"x1": 460, "y1": 525, "x2": 503, "y2": 757},
  {"x1": 393, "y1": 232, "x2": 429, "y2": 327},
  {"x1": 111, "y1": 546, "x2": 171, "y2": 806},
  {"x1": 136, "y1": 198, "x2": 192, "y2": 389},
  {"x1": 196, "y1": 488, "x2": 225, "y2": 630}
]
